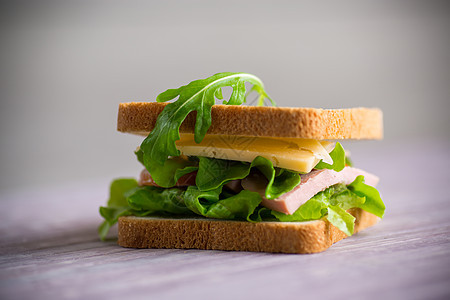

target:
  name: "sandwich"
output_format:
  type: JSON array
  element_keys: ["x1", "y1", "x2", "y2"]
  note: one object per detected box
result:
[{"x1": 99, "y1": 72, "x2": 385, "y2": 254}]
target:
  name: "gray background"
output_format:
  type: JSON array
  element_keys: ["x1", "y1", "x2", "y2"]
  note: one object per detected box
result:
[{"x1": 1, "y1": 0, "x2": 449, "y2": 192}]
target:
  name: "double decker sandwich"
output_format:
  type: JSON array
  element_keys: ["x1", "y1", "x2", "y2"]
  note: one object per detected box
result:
[{"x1": 99, "y1": 72, "x2": 385, "y2": 254}]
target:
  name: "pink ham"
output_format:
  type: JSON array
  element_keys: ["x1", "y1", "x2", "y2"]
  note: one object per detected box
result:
[{"x1": 242, "y1": 167, "x2": 379, "y2": 215}]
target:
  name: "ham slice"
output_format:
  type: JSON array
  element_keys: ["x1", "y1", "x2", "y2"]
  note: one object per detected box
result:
[
  {"x1": 242, "y1": 167, "x2": 379, "y2": 215},
  {"x1": 140, "y1": 165, "x2": 379, "y2": 215}
]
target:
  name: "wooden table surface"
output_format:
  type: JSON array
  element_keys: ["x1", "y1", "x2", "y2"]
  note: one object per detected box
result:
[{"x1": 1, "y1": 139, "x2": 449, "y2": 300}]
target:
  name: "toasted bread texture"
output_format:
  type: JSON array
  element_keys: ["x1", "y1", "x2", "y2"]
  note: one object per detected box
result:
[
  {"x1": 117, "y1": 102, "x2": 383, "y2": 140},
  {"x1": 118, "y1": 208, "x2": 378, "y2": 254}
]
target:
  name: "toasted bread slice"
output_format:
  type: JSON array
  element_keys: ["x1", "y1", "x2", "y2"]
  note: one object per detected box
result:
[
  {"x1": 117, "y1": 102, "x2": 383, "y2": 140},
  {"x1": 118, "y1": 208, "x2": 378, "y2": 254}
]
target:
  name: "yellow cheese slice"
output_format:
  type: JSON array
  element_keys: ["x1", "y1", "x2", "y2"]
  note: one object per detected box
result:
[{"x1": 175, "y1": 134, "x2": 334, "y2": 173}]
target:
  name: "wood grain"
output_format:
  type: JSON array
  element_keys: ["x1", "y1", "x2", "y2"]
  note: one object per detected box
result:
[{"x1": 0, "y1": 140, "x2": 449, "y2": 300}]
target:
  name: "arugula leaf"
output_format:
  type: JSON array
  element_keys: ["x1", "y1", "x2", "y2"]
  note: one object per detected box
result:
[
  {"x1": 247, "y1": 84, "x2": 276, "y2": 106},
  {"x1": 315, "y1": 142, "x2": 346, "y2": 171},
  {"x1": 140, "y1": 73, "x2": 274, "y2": 171},
  {"x1": 345, "y1": 156, "x2": 353, "y2": 167},
  {"x1": 195, "y1": 156, "x2": 301, "y2": 199}
]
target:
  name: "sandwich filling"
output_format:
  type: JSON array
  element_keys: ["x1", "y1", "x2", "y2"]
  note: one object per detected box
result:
[
  {"x1": 175, "y1": 134, "x2": 334, "y2": 173},
  {"x1": 99, "y1": 72, "x2": 385, "y2": 240}
]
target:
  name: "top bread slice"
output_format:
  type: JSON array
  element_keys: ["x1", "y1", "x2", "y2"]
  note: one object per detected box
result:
[{"x1": 117, "y1": 102, "x2": 383, "y2": 140}]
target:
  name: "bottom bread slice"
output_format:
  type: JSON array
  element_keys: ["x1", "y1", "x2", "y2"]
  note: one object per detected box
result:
[{"x1": 118, "y1": 208, "x2": 379, "y2": 254}]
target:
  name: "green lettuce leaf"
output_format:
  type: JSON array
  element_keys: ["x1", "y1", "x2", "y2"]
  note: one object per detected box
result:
[
  {"x1": 184, "y1": 187, "x2": 262, "y2": 221},
  {"x1": 327, "y1": 205, "x2": 355, "y2": 236},
  {"x1": 271, "y1": 184, "x2": 337, "y2": 222},
  {"x1": 271, "y1": 178, "x2": 379, "y2": 236},
  {"x1": 99, "y1": 178, "x2": 264, "y2": 239},
  {"x1": 139, "y1": 72, "x2": 274, "y2": 171},
  {"x1": 99, "y1": 175, "x2": 385, "y2": 239},
  {"x1": 195, "y1": 156, "x2": 301, "y2": 199},
  {"x1": 135, "y1": 148, "x2": 199, "y2": 188},
  {"x1": 348, "y1": 175, "x2": 385, "y2": 218},
  {"x1": 315, "y1": 142, "x2": 346, "y2": 172},
  {"x1": 98, "y1": 178, "x2": 139, "y2": 240},
  {"x1": 127, "y1": 186, "x2": 193, "y2": 215},
  {"x1": 263, "y1": 168, "x2": 301, "y2": 200},
  {"x1": 195, "y1": 157, "x2": 249, "y2": 191},
  {"x1": 98, "y1": 206, "x2": 133, "y2": 240}
]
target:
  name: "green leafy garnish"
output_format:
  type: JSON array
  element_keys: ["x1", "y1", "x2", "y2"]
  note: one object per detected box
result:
[
  {"x1": 100, "y1": 175, "x2": 385, "y2": 239},
  {"x1": 195, "y1": 156, "x2": 301, "y2": 199},
  {"x1": 140, "y1": 72, "x2": 274, "y2": 172},
  {"x1": 272, "y1": 177, "x2": 385, "y2": 236},
  {"x1": 127, "y1": 186, "x2": 193, "y2": 215},
  {"x1": 184, "y1": 187, "x2": 262, "y2": 221},
  {"x1": 315, "y1": 142, "x2": 346, "y2": 171},
  {"x1": 136, "y1": 148, "x2": 199, "y2": 188},
  {"x1": 348, "y1": 175, "x2": 385, "y2": 218},
  {"x1": 99, "y1": 179, "x2": 262, "y2": 234},
  {"x1": 345, "y1": 156, "x2": 353, "y2": 167},
  {"x1": 326, "y1": 206, "x2": 356, "y2": 236},
  {"x1": 98, "y1": 178, "x2": 139, "y2": 240}
]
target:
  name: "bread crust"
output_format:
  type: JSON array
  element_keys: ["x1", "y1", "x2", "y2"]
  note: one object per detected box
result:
[
  {"x1": 117, "y1": 208, "x2": 379, "y2": 254},
  {"x1": 117, "y1": 102, "x2": 383, "y2": 140}
]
